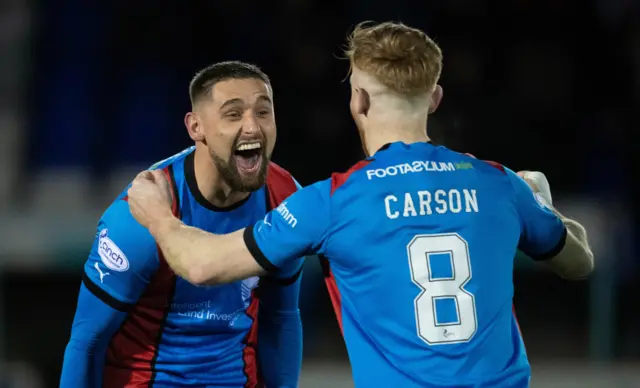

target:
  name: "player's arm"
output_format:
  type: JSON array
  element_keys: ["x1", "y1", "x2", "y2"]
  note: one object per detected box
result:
[
  {"x1": 147, "y1": 222, "x2": 264, "y2": 285},
  {"x1": 508, "y1": 169, "x2": 594, "y2": 280},
  {"x1": 257, "y1": 177, "x2": 305, "y2": 388},
  {"x1": 147, "y1": 180, "x2": 332, "y2": 286},
  {"x1": 60, "y1": 199, "x2": 159, "y2": 387},
  {"x1": 258, "y1": 265, "x2": 303, "y2": 387}
]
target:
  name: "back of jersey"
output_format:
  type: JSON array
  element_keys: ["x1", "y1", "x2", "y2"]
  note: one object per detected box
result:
[{"x1": 326, "y1": 141, "x2": 562, "y2": 387}]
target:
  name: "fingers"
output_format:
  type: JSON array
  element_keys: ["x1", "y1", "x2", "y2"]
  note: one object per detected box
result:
[
  {"x1": 522, "y1": 171, "x2": 547, "y2": 184},
  {"x1": 129, "y1": 170, "x2": 159, "y2": 197},
  {"x1": 516, "y1": 170, "x2": 539, "y2": 192},
  {"x1": 134, "y1": 170, "x2": 155, "y2": 182},
  {"x1": 522, "y1": 171, "x2": 552, "y2": 202},
  {"x1": 150, "y1": 169, "x2": 171, "y2": 193},
  {"x1": 150, "y1": 169, "x2": 168, "y2": 183},
  {"x1": 131, "y1": 169, "x2": 169, "y2": 187}
]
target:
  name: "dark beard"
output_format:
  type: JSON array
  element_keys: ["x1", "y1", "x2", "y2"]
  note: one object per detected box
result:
[{"x1": 209, "y1": 147, "x2": 269, "y2": 193}]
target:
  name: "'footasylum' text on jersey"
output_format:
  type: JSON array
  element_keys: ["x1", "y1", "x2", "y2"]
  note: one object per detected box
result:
[
  {"x1": 244, "y1": 141, "x2": 567, "y2": 388},
  {"x1": 60, "y1": 147, "x2": 303, "y2": 388}
]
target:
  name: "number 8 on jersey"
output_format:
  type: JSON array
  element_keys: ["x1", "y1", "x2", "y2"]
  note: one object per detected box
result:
[{"x1": 407, "y1": 233, "x2": 478, "y2": 345}]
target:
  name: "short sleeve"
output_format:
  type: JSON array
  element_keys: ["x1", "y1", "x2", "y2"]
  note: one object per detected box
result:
[
  {"x1": 244, "y1": 179, "x2": 332, "y2": 272},
  {"x1": 267, "y1": 176, "x2": 305, "y2": 281},
  {"x1": 505, "y1": 168, "x2": 567, "y2": 261},
  {"x1": 83, "y1": 198, "x2": 159, "y2": 309}
]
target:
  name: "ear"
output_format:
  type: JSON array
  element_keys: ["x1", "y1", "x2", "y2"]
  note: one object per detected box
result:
[
  {"x1": 353, "y1": 88, "x2": 371, "y2": 116},
  {"x1": 428, "y1": 85, "x2": 443, "y2": 114},
  {"x1": 185, "y1": 112, "x2": 205, "y2": 142}
]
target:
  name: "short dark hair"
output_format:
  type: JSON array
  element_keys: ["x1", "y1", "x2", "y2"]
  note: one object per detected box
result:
[{"x1": 189, "y1": 61, "x2": 271, "y2": 105}]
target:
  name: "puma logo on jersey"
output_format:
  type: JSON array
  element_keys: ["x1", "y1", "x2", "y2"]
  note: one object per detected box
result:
[
  {"x1": 262, "y1": 213, "x2": 272, "y2": 228},
  {"x1": 94, "y1": 262, "x2": 110, "y2": 283}
]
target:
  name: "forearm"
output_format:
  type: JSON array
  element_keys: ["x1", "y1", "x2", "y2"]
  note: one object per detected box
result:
[
  {"x1": 548, "y1": 209, "x2": 595, "y2": 279},
  {"x1": 258, "y1": 310, "x2": 303, "y2": 388},
  {"x1": 60, "y1": 339, "x2": 106, "y2": 387},
  {"x1": 149, "y1": 216, "x2": 219, "y2": 284},
  {"x1": 61, "y1": 283, "x2": 129, "y2": 387},
  {"x1": 149, "y1": 216, "x2": 265, "y2": 285},
  {"x1": 517, "y1": 171, "x2": 594, "y2": 279},
  {"x1": 562, "y1": 217, "x2": 589, "y2": 248}
]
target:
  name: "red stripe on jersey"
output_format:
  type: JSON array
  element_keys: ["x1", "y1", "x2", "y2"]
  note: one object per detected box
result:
[
  {"x1": 319, "y1": 257, "x2": 343, "y2": 332},
  {"x1": 242, "y1": 291, "x2": 262, "y2": 388},
  {"x1": 103, "y1": 166, "x2": 179, "y2": 387},
  {"x1": 265, "y1": 162, "x2": 299, "y2": 205},
  {"x1": 103, "y1": 258, "x2": 177, "y2": 387},
  {"x1": 160, "y1": 167, "x2": 180, "y2": 216},
  {"x1": 330, "y1": 159, "x2": 372, "y2": 195},
  {"x1": 322, "y1": 159, "x2": 373, "y2": 335},
  {"x1": 460, "y1": 152, "x2": 506, "y2": 174},
  {"x1": 483, "y1": 160, "x2": 506, "y2": 174},
  {"x1": 120, "y1": 166, "x2": 176, "y2": 207}
]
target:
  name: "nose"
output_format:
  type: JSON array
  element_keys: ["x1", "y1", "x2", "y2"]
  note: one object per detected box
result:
[{"x1": 241, "y1": 112, "x2": 260, "y2": 135}]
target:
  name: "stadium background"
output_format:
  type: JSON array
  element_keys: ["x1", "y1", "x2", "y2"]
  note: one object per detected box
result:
[{"x1": 0, "y1": 0, "x2": 638, "y2": 387}]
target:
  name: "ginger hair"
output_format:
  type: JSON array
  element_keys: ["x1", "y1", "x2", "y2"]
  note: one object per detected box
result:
[{"x1": 345, "y1": 21, "x2": 443, "y2": 97}]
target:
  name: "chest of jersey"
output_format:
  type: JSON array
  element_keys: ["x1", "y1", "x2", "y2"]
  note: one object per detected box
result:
[
  {"x1": 165, "y1": 190, "x2": 267, "y2": 333},
  {"x1": 167, "y1": 276, "x2": 259, "y2": 334}
]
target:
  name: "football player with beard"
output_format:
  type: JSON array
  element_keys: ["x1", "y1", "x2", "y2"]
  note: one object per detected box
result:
[{"x1": 61, "y1": 61, "x2": 303, "y2": 388}]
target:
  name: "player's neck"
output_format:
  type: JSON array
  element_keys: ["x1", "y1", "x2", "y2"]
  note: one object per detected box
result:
[
  {"x1": 364, "y1": 119, "x2": 431, "y2": 156},
  {"x1": 193, "y1": 146, "x2": 250, "y2": 208}
]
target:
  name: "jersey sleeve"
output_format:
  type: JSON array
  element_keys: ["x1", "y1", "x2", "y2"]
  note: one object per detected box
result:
[
  {"x1": 266, "y1": 176, "x2": 306, "y2": 281},
  {"x1": 60, "y1": 283, "x2": 128, "y2": 387},
  {"x1": 244, "y1": 179, "x2": 332, "y2": 272},
  {"x1": 82, "y1": 198, "x2": 160, "y2": 308},
  {"x1": 505, "y1": 168, "x2": 567, "y2": 261}
]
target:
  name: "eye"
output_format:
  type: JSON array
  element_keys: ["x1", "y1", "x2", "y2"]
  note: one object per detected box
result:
[
  {"x1": 257, "y1": 109, "x2": 271, "y2": 117},
  {"x1": 225, "y1": 111, "x2": 242, "y2": 119}
]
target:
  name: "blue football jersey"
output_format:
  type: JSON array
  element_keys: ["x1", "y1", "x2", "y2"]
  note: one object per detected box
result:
[
  {"x1": 81, "y1": 147, "x2": 303, "y2": 387},
  {"x1": 245, "y1": 141, "x2": 567, "y2": 387}
]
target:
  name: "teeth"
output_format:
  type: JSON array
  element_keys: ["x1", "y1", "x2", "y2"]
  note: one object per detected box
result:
[{"x1": 236, "y1": 143, "x2": 261, "y2": 151}]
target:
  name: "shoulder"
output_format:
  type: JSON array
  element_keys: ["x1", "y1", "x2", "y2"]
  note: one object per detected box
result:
[
  {"x1": 95, "y1": 198, "x2": 158, "y2": 267},
  {"x1": 267, "y1": 162, "x2": 303, "y2": 190},
  {"x1": 266, "y1": 162, "x2": 297, "y2": 188},
  {"x1": 458, "y1": 152, "x2": 525, "y2": 201},
  {"x1": 500, "y1": 166, "x2": 533, "y2": 198},
  {"x1": 271, "y1": 179, "x2": 333, "y2": 223},
  {"x1": 119, "y1": 148, "x2": 189, "y2": 204},
  {"x1": 456, "y1": 152, "x2": 507, "y2": 175},
  {"x1": 329, "y1": 159, "x2": 374, "y2": 196},
  {"x1": 301, "y1": 178, "x2": 332, "y2": 198},
  {"x1": 274, "y1": 179, "x2": 332, "y2": 208},
  {"x1": 148, "y1": 147, "x2": 194, "y2": 171},
  {"x1": 265, "y1": 162, "x2": 299, "y2": 207},
  {"x1": 84, "y1": 198, "x2": 160, "y2": 305}
]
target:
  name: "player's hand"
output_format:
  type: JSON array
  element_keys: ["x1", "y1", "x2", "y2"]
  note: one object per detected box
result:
[
  {"x1": 127, "y1": 169, "x2": 174, "y2": 229},
  {"x1": 517, "y1": 170, "x2": 553, "y2": 207}
]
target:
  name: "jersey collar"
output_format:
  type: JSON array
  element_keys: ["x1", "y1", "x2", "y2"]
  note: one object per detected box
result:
[
  {"x1": 371, "y1": 141, "x2": 434, "y2": 157},
  {"x1": 184, "y1": 151, "x2": 252, "y2": 212}
]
